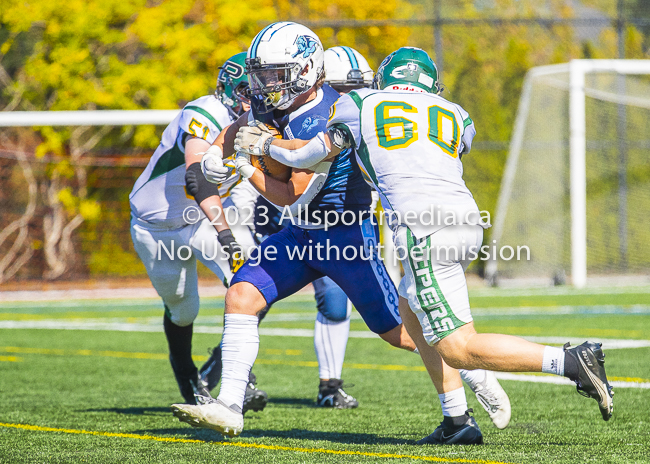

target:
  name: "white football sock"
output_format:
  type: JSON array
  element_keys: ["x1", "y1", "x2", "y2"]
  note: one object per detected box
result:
[
  {"x1": 541, "y1": 346, "x2": 565, "y2": 376},
  {"x1": 314, "y1": 311, "x2": 350, "y2": 380},
  {"x1": 217, "y1": 313, "x2": 259, "y2": 411},
  {"x1": 459, "y1": 369, "x2": 487, "y2": 388},
  {"x1": 439, "y1": 386, "x2": 469, "y2": 418}
]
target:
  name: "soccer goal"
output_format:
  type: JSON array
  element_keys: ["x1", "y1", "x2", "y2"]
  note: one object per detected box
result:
[{"x1": 486, "y1": 59, "x2": 650, "y2": 288}]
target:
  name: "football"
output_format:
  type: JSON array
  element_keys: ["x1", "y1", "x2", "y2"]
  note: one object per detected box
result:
[
  {"x1": 250, "y1": 123, "x2": 292, "y2": 183},
  {"x1": 250, "y1": 154, "x2": 292, "y2": 183}
]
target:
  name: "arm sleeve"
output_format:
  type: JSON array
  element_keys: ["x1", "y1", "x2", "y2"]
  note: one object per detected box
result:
[
  {"x1": 267, "y1": 131, "x2": 331, "y2": 169},
  {"x1": 265, "y1": 91, "x2": 360, "y2": 169}
]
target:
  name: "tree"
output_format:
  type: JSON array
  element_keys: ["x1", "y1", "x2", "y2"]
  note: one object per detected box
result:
[{"x1": 0, "y1": 0, "x2": 278, "y2": 280}]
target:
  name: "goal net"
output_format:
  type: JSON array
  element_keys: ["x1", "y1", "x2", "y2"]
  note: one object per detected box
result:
[{"x1": 487, "y1": 60, "x2": 650, "y2": 287}]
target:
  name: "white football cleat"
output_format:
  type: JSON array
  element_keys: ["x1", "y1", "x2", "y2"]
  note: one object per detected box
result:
[
  {"x1": 171, "y1": 400, "x2": 244, "y2": 437},
  {"x1": 462, "y1": 370, "x2": 511, "y2": 429}
]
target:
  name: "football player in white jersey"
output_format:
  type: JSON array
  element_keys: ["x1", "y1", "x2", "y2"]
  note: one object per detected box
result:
[
  {"x1": 129, "y1": 52, "x2": 267, "y2": 411},
  {"x1": 245, "y1": 47, "x2": 614, "y2": 443},
  {"x1": 323, "y1": 45, "x2": 512, "y2": 430}
]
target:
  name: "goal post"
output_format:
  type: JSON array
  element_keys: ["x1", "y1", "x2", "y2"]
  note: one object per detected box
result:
[
  {"x1": 487, "y1": 59, "x2": 650, "y2": 288},
  {"x1": 0, "y1": 110, "x2": 179, "y2": 127},
  {"x1": 0, "y1": 110, "x2": 180, "y2": 282}
]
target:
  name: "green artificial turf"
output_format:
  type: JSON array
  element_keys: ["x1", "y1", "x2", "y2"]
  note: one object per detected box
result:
[{"x1": 1, "y1": 289, "x2": 649, "y2": 463}]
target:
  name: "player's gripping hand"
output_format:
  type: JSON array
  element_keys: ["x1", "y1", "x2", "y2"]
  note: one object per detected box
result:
[
  {"x1": 234, "y1": 121, "x2": 274, "y2": 156},
  {"x1": 234, "y1": 151, "x2": 256, "y2": 179},
  {"x1": 217, "y1": 229, "x2": 245, "y2": 273},
  {"x1": 200, "y1": 145, "x2": 230, "y2": 184}
]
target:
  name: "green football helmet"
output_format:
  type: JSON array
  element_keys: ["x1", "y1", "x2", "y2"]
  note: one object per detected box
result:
[
  {"x1": 373, "y1": 47, "x2": 439, "y2": 94},
  {"x1": 216, "y1": 52, "x2": 250, "y2": 117}
]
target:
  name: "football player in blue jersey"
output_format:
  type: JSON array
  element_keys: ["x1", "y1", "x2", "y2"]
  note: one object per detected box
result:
[
  {"x1": 243, "y1": 45, "x2": 378, "y2": 410},
  {"x1": 197, "y1": 51, "x2": 357, "y2": 411},
  {"x1": 170, "y1": 22, "x2": 416, "y2": 436},
  {"x1": 201, "y1": 48, "x2": 364, "y2": 410}
]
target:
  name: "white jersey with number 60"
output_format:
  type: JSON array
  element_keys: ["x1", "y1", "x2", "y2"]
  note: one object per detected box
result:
[{"x1": 327, "y1": 87, "x2": 483, "y2": 239}]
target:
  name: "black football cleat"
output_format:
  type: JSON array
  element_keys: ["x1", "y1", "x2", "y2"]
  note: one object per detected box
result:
[
  {"x1": 417, "y1": 410, "x2": 484, "y2": 445},
  {"x1": 316, "y1": 379, "x2": 359, "y2": 409},
  {"x1": 199, "y1": 345, "x2": 223, "y2": 392},
  {"x1": 243, "y1": 372, "x2": 268, "y2": 413},
  {"x1": 174, "y1": 370, "x2": 213, "y2": 405},
  {"x1": 564, "y1": 341, "x2": 614, "y2": 421},
  {"x1": 169, "y1": 353, "x2": 213, "y2": 405}
]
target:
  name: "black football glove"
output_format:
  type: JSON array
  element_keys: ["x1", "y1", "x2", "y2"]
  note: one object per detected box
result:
[{"x1": 218, "y1": 229, "x2": 245, "y2": 273}]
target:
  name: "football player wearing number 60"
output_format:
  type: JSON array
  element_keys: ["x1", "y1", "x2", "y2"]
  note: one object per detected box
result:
[
  {"x1": 324, "y1": 45, "x2": 512, "y2": 432},
  {"x1": 239, "y1": 46, "x2": 615, "y2": 444},
  {"x1": 129, "y1": 52, "x2": 267, "y2": 412}
]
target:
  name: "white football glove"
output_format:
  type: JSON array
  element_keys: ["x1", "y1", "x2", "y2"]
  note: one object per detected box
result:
[
  {"x1": 234, "y1": 151, "x2": 256, "y2": 179},
  {"x1": 200, "y1": 145, "x2": 229, "y2": 184},
  {"x1": 234, "y1": 121, "x2": 274, "y2": 156}
]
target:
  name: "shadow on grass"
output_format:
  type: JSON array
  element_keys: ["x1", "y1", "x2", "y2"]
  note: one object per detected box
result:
[
  {"x1": 242, "y1": 428, "x2": 412, "y2": 445},
  {"x1": 143, "y1": 427, "x2": 228, "y2": 441},
  {"x1": 86, "y1": 406, "x2": 171, "y2": 416},
  {"x1": 267, "y1": 397, "x2": 318, "y2": 408},
  {"x1": 142, "y1": 427, "x2": 414, "y2": 445}
]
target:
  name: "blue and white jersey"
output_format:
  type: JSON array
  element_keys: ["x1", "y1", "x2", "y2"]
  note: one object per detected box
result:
[{"x1": 250, "y1": 84, "x2": 372, "y2": 227}]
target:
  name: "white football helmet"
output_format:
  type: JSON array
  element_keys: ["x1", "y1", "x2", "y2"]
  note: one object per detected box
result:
[
  {"x1": 324, "y1": 46, "x2": 373, "y2": 93},
  {"x1": 246, "y1": 22, "x2": 324, "y2": 113}
]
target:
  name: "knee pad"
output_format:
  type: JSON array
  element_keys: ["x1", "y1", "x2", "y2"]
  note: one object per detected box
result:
[{"x1": 313, "y1": 277, "x2": 350, "y2": 322}]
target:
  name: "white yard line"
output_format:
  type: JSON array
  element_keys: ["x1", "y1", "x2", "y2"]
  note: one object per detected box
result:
[
  {"x1": 2, "y1": 319, "x2": 649, "y2": 349},
  {"x1": 494, "y1": 372, "x2": 650, "y2": 389}
]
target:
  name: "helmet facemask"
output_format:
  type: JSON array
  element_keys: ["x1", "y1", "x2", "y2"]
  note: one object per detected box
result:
[
  {"x1": 246, "y1": 57, "x2": 314, "y2": 113},
  {"x1": 217, "y1": 80, "x2": 250, "y2": 118}
]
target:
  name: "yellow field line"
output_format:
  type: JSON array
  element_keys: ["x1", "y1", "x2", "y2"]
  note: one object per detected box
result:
[
  {"x1": 609, "y1": 376, "x2": 649, "y2": 383},
  {"x1": 0, "y1": 346, "x2": 428, "y2": 372},
  {"x1": 0, "y1": 355, "x2": 22, "y2": 362},
  {"x1": 0, "y1": 422, "x2": 514, "y2": 464}
]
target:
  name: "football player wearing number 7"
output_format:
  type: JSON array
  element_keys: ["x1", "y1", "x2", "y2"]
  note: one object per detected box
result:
[{"x1": 235, "y1": 47, "x2": 615, "y2": 443}]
